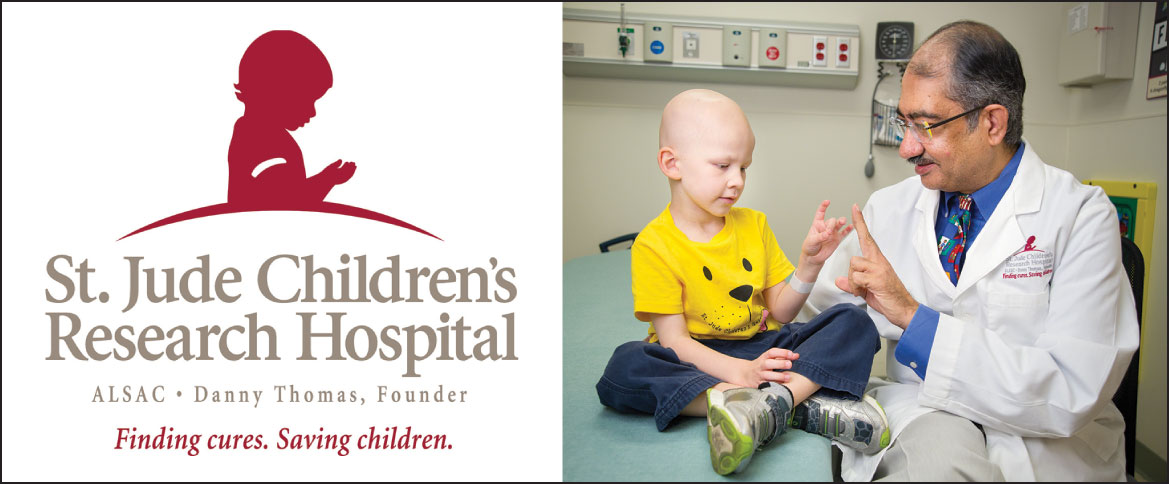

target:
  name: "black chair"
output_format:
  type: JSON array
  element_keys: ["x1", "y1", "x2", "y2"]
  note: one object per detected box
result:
[
  {"x1": 1114, "y1": 236, "x2": 1144, "y2": 478},
  {"x1": 599, "y1": 233, "x2": 638, "y2": 253}
]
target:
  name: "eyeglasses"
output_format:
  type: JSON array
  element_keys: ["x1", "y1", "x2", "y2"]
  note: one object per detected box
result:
[{"x1": 890, "y1": 105, "x2": 987, "y2": 144}]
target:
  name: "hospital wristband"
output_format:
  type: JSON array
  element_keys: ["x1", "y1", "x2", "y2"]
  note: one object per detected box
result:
[{"x1": 788, "y1": 271, "x2": 815, "y2": 294}]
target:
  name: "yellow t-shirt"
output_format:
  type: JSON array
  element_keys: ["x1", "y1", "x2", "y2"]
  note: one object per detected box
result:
[{"x1": 632, "y1": 205, "x2": 796, "y2": 342}]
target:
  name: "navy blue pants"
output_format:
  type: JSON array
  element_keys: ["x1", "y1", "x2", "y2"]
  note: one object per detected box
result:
[{"x1": 596, "y1": 303, "x2": 880, "y2": 431}]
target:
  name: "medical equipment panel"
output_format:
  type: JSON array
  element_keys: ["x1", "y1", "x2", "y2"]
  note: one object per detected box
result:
[{"x1": 563, "y1": 8, "x2": 860, "y2": 89}]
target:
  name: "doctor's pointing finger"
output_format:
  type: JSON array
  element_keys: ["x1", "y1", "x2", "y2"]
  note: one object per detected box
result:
[{"x1": 834, "y1": 204, "x2": 918, "y2": 329}]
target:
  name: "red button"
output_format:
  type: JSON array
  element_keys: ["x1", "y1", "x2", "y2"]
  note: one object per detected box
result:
[
  {"x1": 839, "y1": 43, "x2": 848, "y2": 52},
  {"x1": 840, "y1": 53, "x2": 848, "y2": 61},
  {"x1": 816, "y1": 42, "x2": 824, "y2": 50},
  {"x1": 816, "y1": 53, "x2": 824, "y2": 61}
]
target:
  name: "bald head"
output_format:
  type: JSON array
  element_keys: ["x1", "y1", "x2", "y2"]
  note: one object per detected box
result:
[{"x1": 659, "y1": 89, "x2": 754, "y2": 155}]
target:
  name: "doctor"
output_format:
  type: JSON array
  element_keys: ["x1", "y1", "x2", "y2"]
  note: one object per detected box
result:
[{"x1": 806, "y1": 21, "x2": 1140, "y2": 481}]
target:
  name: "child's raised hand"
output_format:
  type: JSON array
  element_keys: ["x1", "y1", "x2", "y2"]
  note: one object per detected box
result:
[
  {"x1": 801, "y1": 200, "x2": 853, "y2": 266},
  {"x1": 325, "y1": 159, "x2": 357, "y2": 186},
  {"x1": 738, "y1": 348, "x2": 799, "y2": 387}
]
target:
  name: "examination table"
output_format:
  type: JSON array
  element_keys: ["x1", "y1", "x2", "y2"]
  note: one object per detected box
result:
[{"x1": 563, "y1": 250, "x2": 832, "y2": 481}]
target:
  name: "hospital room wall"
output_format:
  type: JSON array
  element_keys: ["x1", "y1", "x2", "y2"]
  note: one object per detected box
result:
[
  {"x1": 1064, "y1": 2, "x2": 1168, "y2": 470},
  {"x1": 562, "y1": 1, "x2": 1168, "y2": 471}
]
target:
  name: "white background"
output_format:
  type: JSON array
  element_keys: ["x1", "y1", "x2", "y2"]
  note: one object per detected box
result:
[{"x1": 2, "y1": 3, "x2": 562, "y2": 480}]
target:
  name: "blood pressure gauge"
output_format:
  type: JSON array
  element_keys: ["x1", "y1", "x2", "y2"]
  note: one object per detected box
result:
[{"x1": 876, "y1": 22, "x2": 914, "y2": 61}]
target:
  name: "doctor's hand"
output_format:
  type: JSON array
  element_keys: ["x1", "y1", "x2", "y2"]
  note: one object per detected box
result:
[
  {"x1": 834, "y1": 204, "x2": 919, "y2": 329},
  {"x1": 801, "y1": 200, "x2": 853, "y2": 267}
]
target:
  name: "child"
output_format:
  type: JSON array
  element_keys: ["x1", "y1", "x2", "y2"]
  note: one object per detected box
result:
[
  {"x1": 596, "y1": 89, "x2": 889, "y2": 475},
  {"x1": 228, "y1": 30, "x2": 356, "y2": 207}
]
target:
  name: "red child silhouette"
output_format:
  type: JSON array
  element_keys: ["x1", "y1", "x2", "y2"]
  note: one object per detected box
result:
[
  {"x1": 228, "y1": 30, "x2": 356, "y2": 207},
  {"x1": 120, "y1": 30, "x2": 439, "y2": 241}
]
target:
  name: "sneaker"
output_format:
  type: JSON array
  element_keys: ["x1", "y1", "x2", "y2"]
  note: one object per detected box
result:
[
  {"x1": 790, "y1": 393, "x2": 890, "y2": 454},
  {"x1": 705, "y1": 386, "x2": 792, "y2": 475}
]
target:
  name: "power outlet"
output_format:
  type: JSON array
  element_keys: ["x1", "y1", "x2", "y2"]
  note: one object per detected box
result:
[
  {"x1": 835, "y1": 37, "x2": 851, "y2": 68},
  {"x1": 722, "y1": 26, "x2": 750, "y2": 67},
  {"x1": 683, "y1": 31, "x2": 700, "y2": 58},
  {"x1": 812, "y1": 35, "x2": 827, "y2": 67},
  {"x1": 759, "y1": 28, "x2": 787, "y2": 68}
]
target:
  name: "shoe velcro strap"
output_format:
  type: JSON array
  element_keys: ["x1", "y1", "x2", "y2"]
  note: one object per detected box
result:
[{"x1": 758, "y1": 395, "x2": 789, "y2": 447}]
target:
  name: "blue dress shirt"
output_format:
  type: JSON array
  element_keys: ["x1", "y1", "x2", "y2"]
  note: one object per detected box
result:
[{"x1": 894, "y1": 143, "x2": 1025, "y2": 379}]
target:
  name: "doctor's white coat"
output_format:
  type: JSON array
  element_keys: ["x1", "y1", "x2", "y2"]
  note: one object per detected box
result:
[{"x1": 804, "y1": 142, "x2": 1140, "y2": 481}]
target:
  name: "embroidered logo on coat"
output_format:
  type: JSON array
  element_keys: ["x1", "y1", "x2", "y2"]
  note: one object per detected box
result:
[{"x1": 1002, "y1": 236, "x2": 1054, "y2": 280}]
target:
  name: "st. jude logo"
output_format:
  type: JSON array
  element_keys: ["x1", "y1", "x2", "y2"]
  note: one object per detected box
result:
[{"x1": 121, "y1": 31, "x2": 439, "y2": 241}]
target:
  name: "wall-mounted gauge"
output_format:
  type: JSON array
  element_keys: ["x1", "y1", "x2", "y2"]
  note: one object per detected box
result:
[{"x1": 876, "y1": 22, "x2": 914, "y2": 61}]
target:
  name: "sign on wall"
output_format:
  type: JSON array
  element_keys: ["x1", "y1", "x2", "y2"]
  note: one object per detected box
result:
[{"x1": 1149, "y1": 1, "x2": 1167, "y2": 99}]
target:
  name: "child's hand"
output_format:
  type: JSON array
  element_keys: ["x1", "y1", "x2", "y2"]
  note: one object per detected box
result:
[
  {"x1": 325, "y1": 159, "x2": 357, "y2": 186},
  {"x1": 801, "y1": 200, "x2": 853, "y2": 266},
  {"x1": 737, "y1": 348, "x2": 799, "y2": 387}
]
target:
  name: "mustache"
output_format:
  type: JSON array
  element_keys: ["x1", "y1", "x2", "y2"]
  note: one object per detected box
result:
[{"x1": 907, "y1": 155, "x2": 936, "y2": 166}]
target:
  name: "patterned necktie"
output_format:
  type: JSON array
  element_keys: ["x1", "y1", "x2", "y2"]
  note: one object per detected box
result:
[{"x1": 938, "y1": 194, "x2": 973, "y2": 285}]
